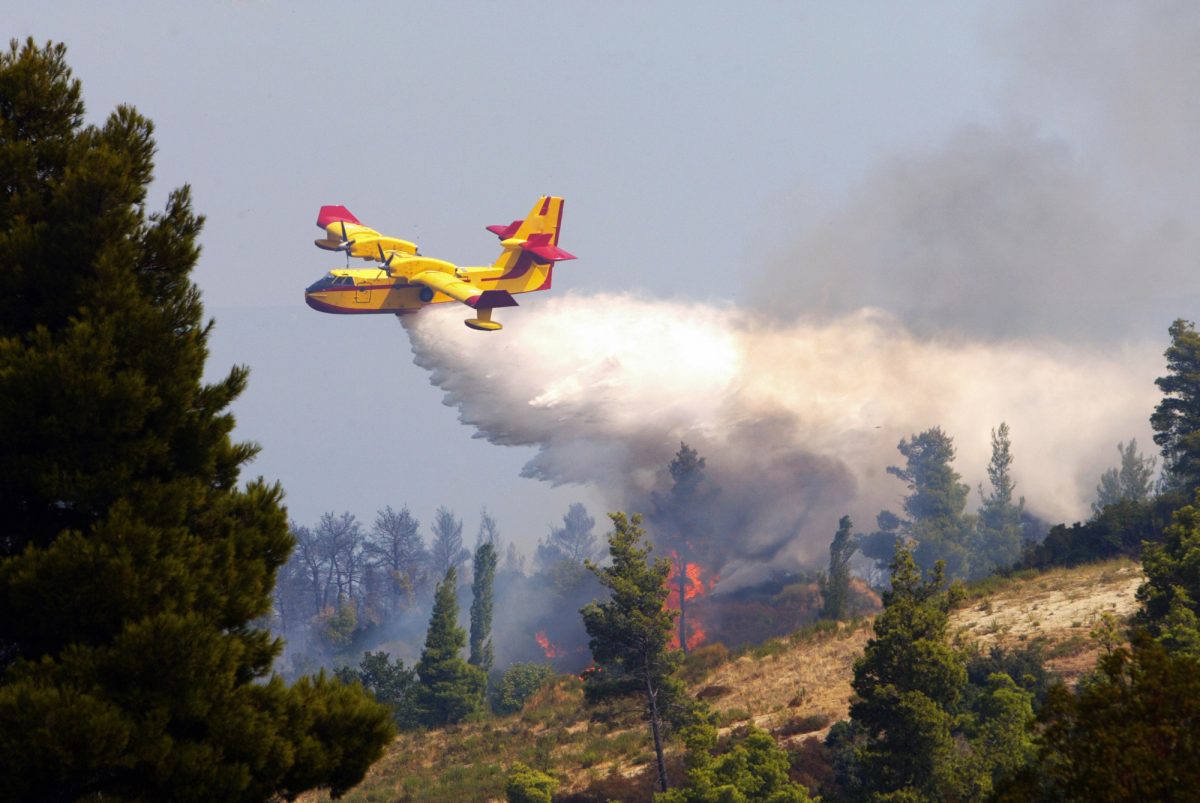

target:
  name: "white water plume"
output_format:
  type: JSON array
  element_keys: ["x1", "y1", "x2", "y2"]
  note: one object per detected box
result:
[{"x1": 404, "y1": 295, "x2": 1160, "y2": 586}]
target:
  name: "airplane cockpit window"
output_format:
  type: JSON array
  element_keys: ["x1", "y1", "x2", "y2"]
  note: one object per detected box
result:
[{"x1": 306, "y1": 275, "x2": 359, "y2": 292}]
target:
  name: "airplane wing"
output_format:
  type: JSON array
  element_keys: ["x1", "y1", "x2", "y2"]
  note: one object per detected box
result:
[
  {"x1": 410, "y1": 270, "x2": 519, "y2": 310},
  {"x1": 314, "y1": 205, "x2": 417, "y2": 261}
]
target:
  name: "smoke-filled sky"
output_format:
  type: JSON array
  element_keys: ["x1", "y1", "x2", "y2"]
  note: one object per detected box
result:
[{"x1": 10, "y1": 2, "x2": 1197, "y2": 572}]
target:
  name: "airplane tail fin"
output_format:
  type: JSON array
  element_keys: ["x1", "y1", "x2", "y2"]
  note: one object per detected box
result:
[{"x1": 487, "y1": 196, "x2": 575, "y2": 272}]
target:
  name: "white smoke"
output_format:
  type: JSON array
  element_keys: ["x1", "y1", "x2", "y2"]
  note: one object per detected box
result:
[
  {"x1": 401, "y1": 4, "x2": 1192, "y2": 586},
  {"x1": 405, "y1": 296, "x2": 1159, "y2": 587}
]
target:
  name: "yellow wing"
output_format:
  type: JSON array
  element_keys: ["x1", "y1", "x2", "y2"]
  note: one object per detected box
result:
[
  {"x1": 314, "y1": 205, "x2": 417, "y2": 261},
  {"x1": 409, "y1": 269, "x2": 480, "y2": 305}
]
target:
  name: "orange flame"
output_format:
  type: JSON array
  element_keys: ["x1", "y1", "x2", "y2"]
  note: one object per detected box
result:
[
  {"x1": 535, "y1": 630, "x2": 562, "y2": 659},
  {"x1": 664, "y1": 552, "x2": 718, "y2": 650}
]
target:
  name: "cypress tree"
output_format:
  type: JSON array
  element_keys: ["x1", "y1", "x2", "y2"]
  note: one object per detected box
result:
[
  {"x1": 469, "y1": 540, "x2": 497, "y2": 672},
  {"x1": 415, "y1": 567, "x2": 486, "y2": 726},
  {"x1": 0, "y1": 39, "x2": 392, "y2": 801}
]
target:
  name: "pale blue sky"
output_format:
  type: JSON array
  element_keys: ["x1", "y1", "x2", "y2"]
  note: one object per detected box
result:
[{"x1": 11, "y1": 2, "x2": 1192, "y2": 551}]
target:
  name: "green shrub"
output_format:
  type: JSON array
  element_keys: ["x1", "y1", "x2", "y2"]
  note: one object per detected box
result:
[
  {"x1": 506, "y1": 762, "x2": 558, "y2": 803},
  {"x1": 495, "y1": 662, "x2": 557, "y2": 714}
]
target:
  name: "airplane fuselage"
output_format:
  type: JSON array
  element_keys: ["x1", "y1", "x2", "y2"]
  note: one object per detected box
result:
[{"x1": 304, "y1": 262, "x2": 552, "y2": 315}]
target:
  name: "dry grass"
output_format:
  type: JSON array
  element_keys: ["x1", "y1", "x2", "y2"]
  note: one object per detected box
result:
[
  {"x1": 299, "y1": 559, "x2": 1145, "y2": 801},
  {"x1": 699, "y1": 620, "x2": 872, "y2": 740},
  {"x1": 949, "y1": 558, "x2": 1143, "y2": 683}
]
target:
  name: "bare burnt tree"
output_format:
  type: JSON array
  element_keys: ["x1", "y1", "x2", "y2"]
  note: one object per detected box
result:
[
  {"x1": 365, "y1": 505, "x2": 428, "y2": 617},
  {"x1": 429, "y1": 506, "x2": 470, "y2": 580}
]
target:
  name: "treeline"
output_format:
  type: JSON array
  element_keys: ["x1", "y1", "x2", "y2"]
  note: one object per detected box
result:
[
  {"x1": 318, "y1": 504, "x2": 602, "y2": 735},
  {"x1": 827, "y1": 320, "x2": 1200, "y2": 593},
  {"x1": 795, "y1": 319, "x2": 1200, "y2": 800},
  {"x1": 272, "y1": 501, "x2": 606, "y2": 673}
]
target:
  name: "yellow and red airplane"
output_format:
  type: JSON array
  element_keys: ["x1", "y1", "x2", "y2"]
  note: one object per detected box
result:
[{"x1": 304, "y1": 195, "x2": 575, "y2": 331}]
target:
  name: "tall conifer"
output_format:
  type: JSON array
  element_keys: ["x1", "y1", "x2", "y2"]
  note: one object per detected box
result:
[
  {"x1": 415, "y1": 567, "x2": 485, "y2": 726},
  {"x1": 0, "y1": 39, "x2": 391, "y2": 801},
  {"x1": 1152, "y1": 319, "x2": 1200, "y2": 492},
  {"x1": 581, "y1": 512, "x2": 681, "y2": 792},
  {"x1": 469, "y1": 541, "x2": 497, "y2": 672}
]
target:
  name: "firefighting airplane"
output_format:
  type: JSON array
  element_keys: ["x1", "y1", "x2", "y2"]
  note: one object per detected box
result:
[{"x1": 304, "y1": 196, "x2": 575, "y2": 331}]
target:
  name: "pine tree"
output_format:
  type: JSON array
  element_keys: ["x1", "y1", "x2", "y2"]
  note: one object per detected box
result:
[
  {"x1": 886, "y1": 427, "x2": 974, "y2": 578},
  {"x1": 650, "y1": 443, "x2": 718, "y2": 654},
  {"x1": 848, "y1": 542, "x2": 1034, "y2": 801},
  {"x1": 536, "y1": 502, "x2": 598, "y2": 597},
  {"x1": 1093, "y1": 439, "x2": 1157, "y2": 513},
  {"x1": 974, "y1": 422, "x2": 1025, "y2": 576},
  {"x1": 0, "y1": 39, "x2": 392, "y2": 801},
  {"x1": 536, "y1": 502, "x2": 599, "y2": 568},
  {"x1": 850, "y1": 543, "x2": 968, "y2": 799},
  {"x1": 581, "y1": 512, "x2": 681, "y2": 792},
  {"x1": 1151, "y1": 319, "x2": 1200, "y2": 492},
  {"x1": 415, "y1": 567, "x2": 485, "y2": 726},
  {"x1": 1134, "y1": 491, "x2": 1200, "y2": 655},
  {"x1": 820, "y1": 515, "x2": 857, "y2": 620},
  {"x1": 469, "y1": 541, "x2": 497, "y2": 673}
]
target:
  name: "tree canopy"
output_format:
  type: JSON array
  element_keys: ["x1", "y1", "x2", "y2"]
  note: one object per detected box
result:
[
  {"x1": 1152, "y1": 319, "x2": 1200, "y2": 492},
  {"x1": 0, "y1": 39, "x2": 391, "y2": 800},
  {"x1": 884, "y1": 427, "x2": 974, "y2": 578},
  {"x1": 415, "y1": 567, "x2": 485, "y2": 726}
]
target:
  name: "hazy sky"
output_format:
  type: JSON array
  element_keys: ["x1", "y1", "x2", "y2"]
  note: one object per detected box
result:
[{"x1": 10, "y1": 2, "x2": 1197, "y2": 559}]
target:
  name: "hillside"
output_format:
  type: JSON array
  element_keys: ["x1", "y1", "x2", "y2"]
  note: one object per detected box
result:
[{"x1": 301, "y1": 558, "x2": 1143, "y2": 802}]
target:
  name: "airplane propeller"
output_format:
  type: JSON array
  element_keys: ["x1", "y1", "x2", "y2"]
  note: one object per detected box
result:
[
  {"x1": 376, "y1": 243, "x2": 396, "y2": 273},
  {"x1": 337, "y1": 221, "x2": 355, "y2": 266}
]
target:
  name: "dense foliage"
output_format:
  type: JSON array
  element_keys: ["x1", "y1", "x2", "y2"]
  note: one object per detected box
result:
[
  {"x1": 839, "y1": 542, "x2": 1034, "y2": 801},
  {"x1": 493, "y1": 662, "x2": 556, "y2": 715},
  {"x1": 505, "y1": 762, "x2": 558, "y2": 803},
  {"x1": 415, "y1": 567, "x2": 486, "y2": 726},
  {"x1": 1152, "y1": 319, "x2": 1200, "y2": 492},
  {"x1": 335, "y1": 650, "x2": 419, "y2": 729},
  {"x1": 657, "y1": 723, "x2": 814, "y2": 803},
  {"x1": 998, "y1": 494, "x2": 1200, "y2": 800},
  {"x1": 0, "y1": 39, "x2": 392, "y2": 801}
]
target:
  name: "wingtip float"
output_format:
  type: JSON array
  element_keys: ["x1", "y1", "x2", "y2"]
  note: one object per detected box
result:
[{"x1": 304, "y1": 196, "x2": 576, "y2": 331}]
